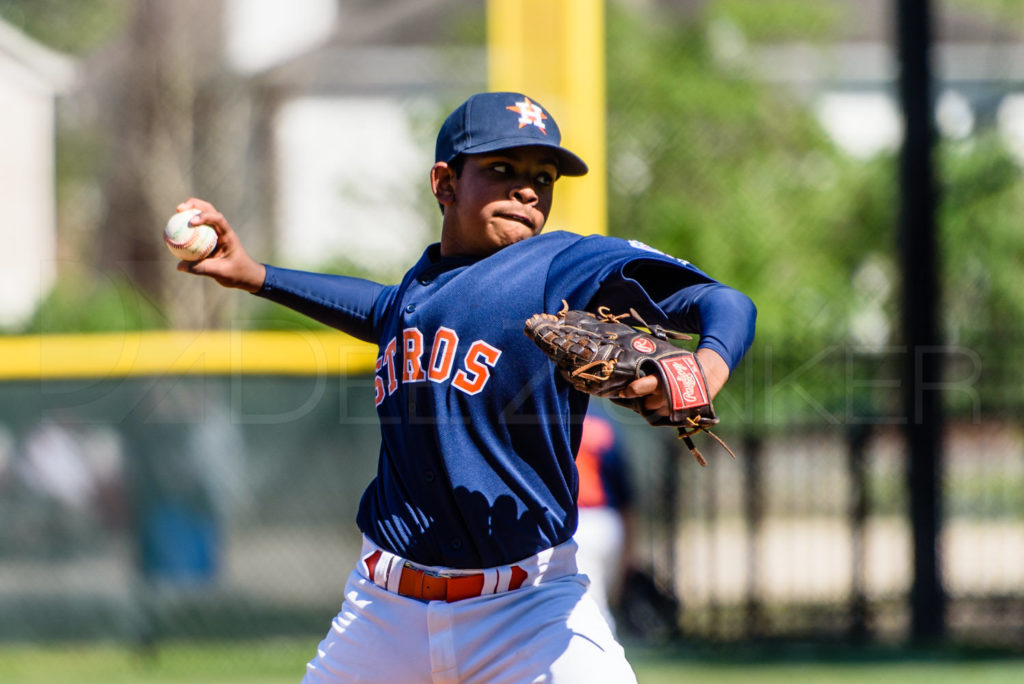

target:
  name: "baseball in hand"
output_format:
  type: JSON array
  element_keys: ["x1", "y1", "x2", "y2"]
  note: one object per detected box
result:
[{"x1": 164, "y1": 208, "x2": 217, "y2": 261}]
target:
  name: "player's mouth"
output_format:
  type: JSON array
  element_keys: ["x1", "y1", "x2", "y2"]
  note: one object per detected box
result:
[{"x1": 497, "y1": 212, "x2": 535, "y2": 230}]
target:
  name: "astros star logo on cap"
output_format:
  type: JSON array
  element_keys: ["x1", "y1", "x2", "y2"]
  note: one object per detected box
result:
[{"x1": 506, "y1": 97, "x2": 548, "y2": 135}]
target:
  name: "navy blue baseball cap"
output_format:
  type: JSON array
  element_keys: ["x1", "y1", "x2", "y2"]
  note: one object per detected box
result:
[{"x1": 435, "y1": 92, "x2": 588, "y2": 177}]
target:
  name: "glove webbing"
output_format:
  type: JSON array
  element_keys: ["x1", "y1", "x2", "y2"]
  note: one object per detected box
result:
[{"x1": 566, "y1": 303, "x2": 691, "y2": 384}]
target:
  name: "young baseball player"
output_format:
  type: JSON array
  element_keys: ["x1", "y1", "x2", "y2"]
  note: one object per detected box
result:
[{"x1": 175, "y1": 91, "x2": 756, "y2": 683}]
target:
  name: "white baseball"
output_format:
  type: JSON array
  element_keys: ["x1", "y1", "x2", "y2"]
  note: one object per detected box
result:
[{"x1": 164, "y1": 208, "x2": 218, "y2": 261}]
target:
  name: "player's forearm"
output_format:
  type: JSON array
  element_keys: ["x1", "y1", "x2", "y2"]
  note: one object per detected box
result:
[
  {"x1": 695, "y1": 348, "x2": 729, "y2": 399},
  {"x1": 256, "y1": 265, "x2": 387, "y2": 343},
  {"x1": 659, "y1": 283, "x2": 756, "y2": 372}
]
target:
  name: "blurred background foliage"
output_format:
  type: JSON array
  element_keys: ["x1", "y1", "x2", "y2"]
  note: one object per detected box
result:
[
  {"x1": 606, "y1": 1, "x2": 891, "y2": 351},
  {"x1": 602, "y1": 0, "x2": 1024, "y2": 421},
  {"x1": 0, "y1": 0, "x2": 126, "y2": 55}
]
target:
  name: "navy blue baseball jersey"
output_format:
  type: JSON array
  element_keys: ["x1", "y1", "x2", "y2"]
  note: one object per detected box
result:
[{"x1": 258, "y1": 230, "x2": 755, "y2": 568}]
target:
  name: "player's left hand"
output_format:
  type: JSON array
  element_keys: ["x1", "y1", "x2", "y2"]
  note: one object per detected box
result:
[
  {"x1": 617, "y1": 348, "x2": 730, "y2": 416},
  {"x1": 524, "y1": 305, "x2": 735, "y2": 465}
]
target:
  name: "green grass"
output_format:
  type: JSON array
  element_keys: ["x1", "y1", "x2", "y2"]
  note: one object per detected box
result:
[
  {"x1": 1, "y1": 640, "x2": 1023, "y2": 684},
  {"x1": 629, "y1": 648, "x2": 1024, "y2": 684},
  {"x1": 0, "y1": 640, "x2": 312, "y2": 684}
]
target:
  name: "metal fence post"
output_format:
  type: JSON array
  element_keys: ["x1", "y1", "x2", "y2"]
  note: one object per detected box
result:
[
  {"x1": 743, "y1": 433, "x2": 763, "y2": 639},
  {"x1": 847, "y1": 423, "x2": 872, "y2": 641},
  {"x1": 895, "y1": 0, "x2": 947, "y2": 641}
]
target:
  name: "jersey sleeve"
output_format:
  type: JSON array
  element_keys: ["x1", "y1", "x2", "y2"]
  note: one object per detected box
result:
[
  {"x1": 654, "y1": 282, "x2": 757, "y2": 371},
  {"x1": 546, "y1": 234, "x2": 756, "y2": 372},
  {"x1": 255, "y1": 265, "x2": 393, "y2": 344}
]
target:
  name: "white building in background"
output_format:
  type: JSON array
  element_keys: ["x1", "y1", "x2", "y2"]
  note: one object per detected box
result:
[
  {"x1": 222, "y1": 0, "x2": 482, "y2": 274},
  {"x1": 223, "y1": 0, "x2": 338, "y2": 75},
  {"x1": 0, "y1": 20, "x2": 75, "y2": 328},
  {"x1": 718, "y1": 0, "x2": 1024, "y2": 160},
  {"x1": 272, "y1": 95, "x2": 437, "y2": 271}
]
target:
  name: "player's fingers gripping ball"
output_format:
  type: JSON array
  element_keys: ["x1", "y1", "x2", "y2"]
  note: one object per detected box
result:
[
  {"x1": 524, "y1": 302, "x2": 735, "y2": 466},
  {"x1": 164, "y1": 208, "x2": 218, "y2": 261}
]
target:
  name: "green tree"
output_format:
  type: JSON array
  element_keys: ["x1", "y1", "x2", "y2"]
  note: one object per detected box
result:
[
  {"x1": 605, "y1": 0, "x2": 1024, "y2": 421},
  {"x1": 606, "y1": 2, "x2": 893, "y2": 351},
  {"x1": 939, "y1": 136, "x2": 1024, "y2": 414},
  {"x1": 0, "y1": 0, "x2": 127, "y2": 55}
]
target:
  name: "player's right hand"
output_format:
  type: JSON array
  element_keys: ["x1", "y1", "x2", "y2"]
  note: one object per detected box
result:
[{"x1": 174, "y1": 198, "x2": 267, "y2": 293}]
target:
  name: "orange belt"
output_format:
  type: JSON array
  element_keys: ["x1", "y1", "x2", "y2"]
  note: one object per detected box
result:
[{"x1": 365, "y1": 550, "x2": 528, "y2": 603}]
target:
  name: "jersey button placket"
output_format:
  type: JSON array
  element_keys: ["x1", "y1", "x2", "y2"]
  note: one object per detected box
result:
[{"x1": 405, "y1": 303, "x2": 416, "y2": 314}]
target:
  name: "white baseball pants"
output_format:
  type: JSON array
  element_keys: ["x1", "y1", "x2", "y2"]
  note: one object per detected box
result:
[{"x1": 301, "y1": 537, "x2": 637, "y2": 684}]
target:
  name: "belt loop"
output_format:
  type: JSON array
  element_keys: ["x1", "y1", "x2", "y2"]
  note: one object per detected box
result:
[
  {"x1": 384, "y1": 554, "x2": 403, "y2": 593},
  {"x1": 374, "y1": 553, "x2": 390, "y2": 586},
  {"x1": 480, "y1": 568, "x2": 499, "y2": 595},
  {"x1": 495, "y1": 568, "x2": 512, "y2": 593},
  {"x1": 370, "y1": 550, "x2": 402, "y2": 592}
]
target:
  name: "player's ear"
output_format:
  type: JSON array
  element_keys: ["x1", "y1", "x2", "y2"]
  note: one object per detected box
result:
[{"x1": 431, "y1": 162, "x2": 457, "y2": 207}]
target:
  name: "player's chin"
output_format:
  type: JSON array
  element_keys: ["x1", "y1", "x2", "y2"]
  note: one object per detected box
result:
[{"x1": 502, "y1": 222, "x2": 543, "y2": 245}]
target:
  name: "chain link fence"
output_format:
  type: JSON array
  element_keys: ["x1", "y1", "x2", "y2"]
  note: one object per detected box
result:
[{"x1": 1, "y1": 347, "x2": 1021, "y2": 648}]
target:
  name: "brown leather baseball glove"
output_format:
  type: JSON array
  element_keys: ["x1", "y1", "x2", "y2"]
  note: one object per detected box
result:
[{"x1": 524, "y1": 302, "x2": 734, "y2": 466}]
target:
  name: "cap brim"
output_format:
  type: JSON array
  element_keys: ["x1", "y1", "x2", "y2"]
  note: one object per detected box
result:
[{"x1": 459, "y1": 138, "x2": 588, "y2": 177}]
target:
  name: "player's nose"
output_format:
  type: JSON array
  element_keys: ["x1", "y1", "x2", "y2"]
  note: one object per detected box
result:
[{"x1": 511, "y1": 183, "x2": 539, "y2": 205}]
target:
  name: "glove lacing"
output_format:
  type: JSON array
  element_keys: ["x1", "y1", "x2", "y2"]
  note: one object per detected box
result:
[{"x1": 555, "y1": 300, "x2": 735, "y2": 467}]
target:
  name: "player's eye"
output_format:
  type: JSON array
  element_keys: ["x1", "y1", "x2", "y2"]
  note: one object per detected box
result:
[
  {"x1": 535, "y1": 172, "x2": 554, "y2": 187},
  {"x1": 490, "y1": 162, "x2": 512, "y2": 176}
]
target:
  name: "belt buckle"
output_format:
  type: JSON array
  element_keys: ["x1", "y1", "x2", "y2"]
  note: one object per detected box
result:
[
  {"x1": 408, "y1": 562, "x2": 446, "y2": 578},
  {"x1": 407, "y1": 563, "x2": 448, "y2": 601}
]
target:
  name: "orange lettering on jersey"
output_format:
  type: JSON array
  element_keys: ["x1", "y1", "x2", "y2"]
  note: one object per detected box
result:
[
  {"x1": 453, "y1": 341, "x2": 502, "y2": 395},
  {"x1": 403, "y1": 328, "x2": 425, "y2": 382},
  {"x1": 428, "y1": 327, "x2": 459, "y2": 382},
  {"x1": 384, "y1": 337, "x2": 399, "y2": 395},
  {"x1": 374, "y1": 355, "x2": 385, "y2": 406}
]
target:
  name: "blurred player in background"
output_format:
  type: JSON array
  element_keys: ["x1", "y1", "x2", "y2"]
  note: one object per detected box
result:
[{"x1": 573, "y1": 402, "x2": 634, "y2": 635}]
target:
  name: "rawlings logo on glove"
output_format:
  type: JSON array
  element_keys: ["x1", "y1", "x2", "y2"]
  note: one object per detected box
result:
[{"x1": 524, "y1": 302, "x2": 735, "y2": 466}]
